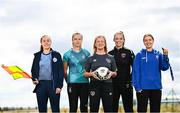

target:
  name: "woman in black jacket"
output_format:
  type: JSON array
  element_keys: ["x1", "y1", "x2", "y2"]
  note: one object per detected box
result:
[
  {"x1": 31, "y1": 35, "x2": 64, "y2": 113},
  {"x1": 108, "y1": 31, "x2": 134, "y2": 113}
]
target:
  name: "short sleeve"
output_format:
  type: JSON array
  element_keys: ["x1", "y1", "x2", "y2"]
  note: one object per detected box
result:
[
  {"x1": 63, "y1": 52, "x2": 69, "y2": 62},
  {"x1": 85, "y1": 57, "x2": 91, "y2": 72},
  {"x1": 111, "y1": 57, "x2": 117, "y2": 71},
  {"x1": 84, "y1": 49, "x2": 90, "y2": 57}
]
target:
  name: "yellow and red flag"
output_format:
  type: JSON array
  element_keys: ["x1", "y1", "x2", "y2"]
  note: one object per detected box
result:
[{"x1": 1, "y1": 64, "x2": 32, "y2": 80}]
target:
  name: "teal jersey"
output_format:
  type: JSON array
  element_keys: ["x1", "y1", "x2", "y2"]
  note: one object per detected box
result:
[{"x1": 63, "y1": 49, "x2": 90, "y2": 83}]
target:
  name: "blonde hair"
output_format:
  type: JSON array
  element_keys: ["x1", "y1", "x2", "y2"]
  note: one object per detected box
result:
[
  {"x1": 114, "y1": 31, "x2": 125, "y2": 46},
  {"x1": 72, "y1": 32, "x2": 83, "y2": 40},
  {"x1": 93, "y1": 35, "x2": 107, "y2": 53}
]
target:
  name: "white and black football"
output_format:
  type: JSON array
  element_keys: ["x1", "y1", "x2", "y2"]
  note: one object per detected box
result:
[{"x1": 94, "y1": 67, "x2": 110, "y2": 80}]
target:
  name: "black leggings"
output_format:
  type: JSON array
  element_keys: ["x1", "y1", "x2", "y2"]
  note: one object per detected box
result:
[
  {"x1": 136, "y1": 90, "x2": 162, "y2": 113},
  {"x1": 89, "y1": 81, "x2": 113, "y2": 113},
  {"x1": 112, "y1": 84, "x2": 134, "y2": 113},
  {"x1": 67, "y1": 83, "x2": 89, "y2": 113}
]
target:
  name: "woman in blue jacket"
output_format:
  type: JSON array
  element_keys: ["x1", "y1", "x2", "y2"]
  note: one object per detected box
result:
[
  {"x1": 132, "y1": 33, "x2": 169, "y2": 113},
  {"x1": 31, "y1": 35, "x2": 64, "y2": 113}
]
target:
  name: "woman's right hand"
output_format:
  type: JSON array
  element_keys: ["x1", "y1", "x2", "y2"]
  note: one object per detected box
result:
[
  {"x1": 33, "y1": 79, "x2": 39, "y2": 85},
  {"x1": 84, "y1": 71, "x2": 100, "y2": 80},
  {"x1": 91, "y1": 71, "x2": 100, "y2": 80}
]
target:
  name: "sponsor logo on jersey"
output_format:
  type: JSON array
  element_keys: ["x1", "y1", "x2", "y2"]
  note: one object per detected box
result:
[
  {"x1": 82, "y1": 55, "x2": 85, "y2": 59},
  {"x1": 93, "y1": 59, "x2": 97, "y2": 62},
  {"x1": 141, "y1": 57, "x2": 146, "y2": 60},
  {"x1": 121, "y1": 53, "x2": 126, "y2": 58},
  {"x1": 156, "y1": 55, "x2": 159, "y2": 60},
  {"x1": 106, "y1": 58, "x2": 111, "y2": 63}
]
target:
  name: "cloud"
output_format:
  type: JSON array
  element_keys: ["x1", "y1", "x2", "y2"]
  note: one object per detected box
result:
[
  {"x1": 0, "y1": 1, "x2": 43, "y2": 26},
  {"x1": 0, "y1": 0, "x2": 180, "y2": 107}
]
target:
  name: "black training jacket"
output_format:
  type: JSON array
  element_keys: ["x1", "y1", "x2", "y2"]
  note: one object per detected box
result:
[{"x1": 108, "y1": 47, "x2": 134, "y2": 85}]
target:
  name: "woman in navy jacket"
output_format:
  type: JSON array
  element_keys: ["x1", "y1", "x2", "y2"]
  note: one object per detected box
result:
[
  {"x1": 132, "y1": 33, "x2": 169, "y2": 113},
  {"x1": 31, "y1": 35, "x2": 64, "y2": 113}
]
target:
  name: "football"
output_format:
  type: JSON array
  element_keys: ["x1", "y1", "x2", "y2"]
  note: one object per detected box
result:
[{"x1": 94, "y1": 67, "x2": 110, "y2": 80}]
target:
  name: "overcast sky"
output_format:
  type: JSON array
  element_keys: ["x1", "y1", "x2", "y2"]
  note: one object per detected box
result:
[{"x1": 0, "y1": 0, "x2": 180, "y2": 108}]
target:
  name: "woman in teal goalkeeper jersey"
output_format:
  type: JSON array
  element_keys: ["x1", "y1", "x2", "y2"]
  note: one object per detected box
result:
[{"x1": 63, "y1": 32, "x2": 90, "y2": 113}]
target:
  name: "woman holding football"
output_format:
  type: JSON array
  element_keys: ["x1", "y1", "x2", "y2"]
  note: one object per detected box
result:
[{"x1": 84, "y1": 35, "x2": 117, "y2": 112}]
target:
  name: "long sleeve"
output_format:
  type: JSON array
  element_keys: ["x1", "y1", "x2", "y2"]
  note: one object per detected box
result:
[
  {"x1": 130, "y1": 50, "x2": 135, "y2": 66},
  {"x1": 31, "y1": 55, "x2": 36, "y2": 81},
  {"x1": 57, "y1": 53, "x2": 64, "y2": 88},
  {"x1": 159, "y1": 54, "x2": 169, "y2": 71},
  {"x1": 31, "y1": 53, "x2": 40, "y2": 81},
  {"x1": 132, "y1": 53, "x2": 142, "y2": 92}
]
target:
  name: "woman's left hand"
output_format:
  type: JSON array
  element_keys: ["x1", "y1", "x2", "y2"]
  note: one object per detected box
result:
[
  {"x1": 55, "y1": 88, "x2": 62, "y2": 94},
  {"x1": 108, "y1": 71, "x2": 117, "y2": 78}
]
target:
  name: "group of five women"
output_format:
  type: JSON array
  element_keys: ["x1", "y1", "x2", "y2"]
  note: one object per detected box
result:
[{"x1": 31, "y1": 31, "x2": 170, "y2": 113}]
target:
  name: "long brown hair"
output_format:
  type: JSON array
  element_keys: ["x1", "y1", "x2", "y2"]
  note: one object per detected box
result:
[{"x1": 93, "y1": 35, "x2": 107, "y2": 53}]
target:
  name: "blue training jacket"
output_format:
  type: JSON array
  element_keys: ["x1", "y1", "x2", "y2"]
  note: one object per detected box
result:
[
  {"x1": 132, "y1": 49, "x2": 169, "y2": 92},
  {"x1": 31, "y1": 50, "x2": 64, "y2": 93}
]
